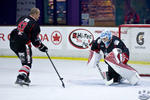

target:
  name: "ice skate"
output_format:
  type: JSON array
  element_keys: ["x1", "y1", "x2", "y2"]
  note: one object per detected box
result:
[
  {"x1": 105, "y1": 78, "x2": 114, "y2": 86},
  {"x1": 15, "y1": 74, "x2": 30, "y2": 86},
  {"x1": 105, "y1": 72, "x2": 114, "y2": 86},
  {"x1": 25, "y1": 75, "x2": 31, "y2": 84}
]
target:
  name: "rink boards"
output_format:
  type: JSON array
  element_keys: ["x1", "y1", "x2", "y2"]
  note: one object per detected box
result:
[{"x1": 0, "y1": 26, "x2": 150, "y2": 64}]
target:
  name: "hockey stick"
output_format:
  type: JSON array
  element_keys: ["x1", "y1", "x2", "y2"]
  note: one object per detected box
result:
[
  {"x1": 46, "y1": 52, "x2": 65, "y2": 88},
  {"x1": 96, "y1": 64, "x2": 105, "y2": 79},
  {"x1": 96, "y1": 63, "x2": 114, "y2": 85}
]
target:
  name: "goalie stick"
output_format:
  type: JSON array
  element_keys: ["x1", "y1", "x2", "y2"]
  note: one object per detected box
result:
[
  {"x1": 96, "y1": 63, "x2": 114, "y2": 85},
  {"x1": 46, "y1": 52, "x2": 65, "y2": 88},
  {"x1": 96, "y1": 64, "x2": 105, "y2": 79}
]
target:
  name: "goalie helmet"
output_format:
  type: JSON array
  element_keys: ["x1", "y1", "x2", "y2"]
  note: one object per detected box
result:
[{"x1": 100, "y1": 30, "x2": 112, "y2": 47}]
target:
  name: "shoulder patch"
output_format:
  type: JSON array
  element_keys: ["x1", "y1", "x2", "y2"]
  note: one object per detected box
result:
[{"x1": 114, "y1": 40, "x2": 120, "y2": 45}]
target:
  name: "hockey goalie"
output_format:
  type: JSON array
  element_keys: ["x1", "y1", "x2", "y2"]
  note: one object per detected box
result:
[{"x1": 87, "y1": 30, "x2": 140, "y2": 85}]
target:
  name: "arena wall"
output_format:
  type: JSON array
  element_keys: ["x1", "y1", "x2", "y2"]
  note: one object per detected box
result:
[{"x1": 0, "y1": 26, "x2": 150, "y2": 63}]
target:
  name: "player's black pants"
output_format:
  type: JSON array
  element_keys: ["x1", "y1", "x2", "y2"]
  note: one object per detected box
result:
[{"x1": 10, "y1": 44, "x2": 32, "y2": 68}]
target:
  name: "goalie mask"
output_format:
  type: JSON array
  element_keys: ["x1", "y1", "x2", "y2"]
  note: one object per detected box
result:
[{"x1": 100, "y1": 30, "x2": 112, "y2": 47}]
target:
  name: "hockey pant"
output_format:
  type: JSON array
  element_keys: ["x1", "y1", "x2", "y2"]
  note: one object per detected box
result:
[{"x1": 11, "y1": 44, "x2": 32, "y2": 76}]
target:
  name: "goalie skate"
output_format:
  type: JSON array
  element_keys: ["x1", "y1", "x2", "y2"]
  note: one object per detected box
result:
[{"x1": 105, "y1": 78, "x2": 114, "y2": 86}]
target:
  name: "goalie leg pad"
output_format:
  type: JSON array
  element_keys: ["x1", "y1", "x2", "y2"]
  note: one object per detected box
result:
[
  {"x1": 105, "y1": 51, "x2": 140, "y2": 85},
  {"x1": 107, "y1": 65, "x2": 122, "y2": 82},
  {"x1": 128, "y1": 72, "x2": 140, "y2": 85}
]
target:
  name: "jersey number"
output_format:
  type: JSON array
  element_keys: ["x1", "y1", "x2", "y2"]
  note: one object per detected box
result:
[{"x1": 17, "y1": 21, "x2": 28, "y2": 35}]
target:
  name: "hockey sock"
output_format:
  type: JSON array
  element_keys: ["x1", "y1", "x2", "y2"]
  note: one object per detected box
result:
[{"x1": 18, "y1": 65, "x2": 30, "y2": 76}]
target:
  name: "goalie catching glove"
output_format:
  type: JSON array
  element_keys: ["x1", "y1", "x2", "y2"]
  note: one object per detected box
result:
[{"x1": 38, "y1": 43, "x2": 48, "y2": 52}]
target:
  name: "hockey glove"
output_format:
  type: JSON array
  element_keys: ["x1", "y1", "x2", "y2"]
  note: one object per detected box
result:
[
  {"x1": 117, "y1": 53, "x2": 129, "y2": 64},
  {"x1": 113, "y1": 48, "x2": 129, "y2": 64},
  {"x1": 38, "y1": 43, "x2": 48, "y2": 52}
]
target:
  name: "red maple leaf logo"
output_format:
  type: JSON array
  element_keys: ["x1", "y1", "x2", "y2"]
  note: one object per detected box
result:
[{"x1": 53, "y1": 33, "x2": 60, "y2": 41}]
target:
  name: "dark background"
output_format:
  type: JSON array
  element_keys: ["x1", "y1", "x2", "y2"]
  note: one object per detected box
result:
[{"x1": 0, "y1": 0, "x2": 150, "y2": 26}]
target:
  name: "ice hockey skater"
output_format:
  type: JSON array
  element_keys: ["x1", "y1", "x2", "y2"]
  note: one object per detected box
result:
[
  {"x1": 9, "y1": 8, "x2": 48, "y2": 86},
  {"x1": 88, "y1": 30, "x2": 140, "y2": 86}
]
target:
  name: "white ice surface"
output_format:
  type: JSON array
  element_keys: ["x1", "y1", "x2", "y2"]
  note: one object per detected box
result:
[{"x1": 0, "y1": 58, "x2": 150, "y2": 100}]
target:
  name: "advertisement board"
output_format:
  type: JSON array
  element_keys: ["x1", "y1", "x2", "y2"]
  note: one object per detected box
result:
[{"x1": 0, "y1": 26, "x2": 118, "y2": 57}]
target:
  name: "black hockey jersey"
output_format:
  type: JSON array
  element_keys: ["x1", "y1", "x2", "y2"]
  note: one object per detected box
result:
[
  {"x1": 91, "y1": 35, "x2": 129, "y2": 58},
  {"x1": 10, "y1": 16, "x2": 42, "y2": 51}
]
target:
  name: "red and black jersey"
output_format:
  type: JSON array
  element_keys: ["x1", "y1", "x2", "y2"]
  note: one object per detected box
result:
[
  {"x1": 10, "y1": 16, "x2": 41, "y2": 48},
  {"x1": 91, "y1": 35, "x2": 129, "y2": 58}
]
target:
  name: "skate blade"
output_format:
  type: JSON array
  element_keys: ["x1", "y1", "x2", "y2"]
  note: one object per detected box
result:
[
  {"x1": 105, "y1": 78, "x2": 114, "y2": 86},
  {"x1": 15, "y1": 82, "x2": 29, "y2": 87}
]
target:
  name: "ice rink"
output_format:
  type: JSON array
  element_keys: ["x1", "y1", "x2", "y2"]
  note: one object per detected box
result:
[{"x1": 0, "y1": 57, "x2": 150, "y2": 100}]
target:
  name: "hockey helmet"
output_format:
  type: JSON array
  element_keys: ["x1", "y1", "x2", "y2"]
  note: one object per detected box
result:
[
  {"x1": 100, "y1": 30, "x2": 112, "y2": 47},
  {"x1": 100, "y1": 30, "x2": 112, "y2": 42}
]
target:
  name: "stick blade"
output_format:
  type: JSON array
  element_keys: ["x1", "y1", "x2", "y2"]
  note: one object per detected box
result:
[{"x1": 62, "y1": 83, "x2": 65, "y2": 88}]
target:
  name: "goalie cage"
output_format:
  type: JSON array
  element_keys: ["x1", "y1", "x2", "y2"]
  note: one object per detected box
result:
[{"x1": 118, "y1": 24, "x2": 150, "y2": 77}]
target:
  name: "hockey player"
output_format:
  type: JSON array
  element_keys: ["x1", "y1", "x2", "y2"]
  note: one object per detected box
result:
[
  {"x1": 88, "y1": 30, "x2": 140, "y2": 85},
  {"x1": 9, "y1": 8, "x2": 48, "y2": 86}
]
